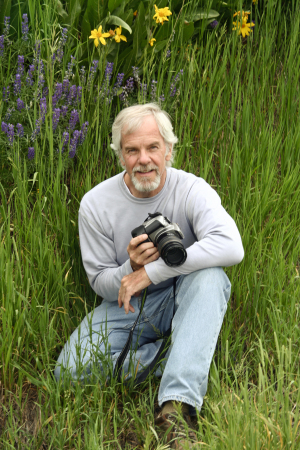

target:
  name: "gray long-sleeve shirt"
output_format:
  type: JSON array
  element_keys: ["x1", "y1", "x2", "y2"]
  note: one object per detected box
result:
[{"x1": 78, "y1": 168, "x2": 244, "y2": 301}]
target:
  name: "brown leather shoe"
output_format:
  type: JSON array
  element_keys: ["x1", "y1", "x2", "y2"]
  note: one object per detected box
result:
[{"x1": 155, "y1": 412, "x2": 198, "y2": 449}]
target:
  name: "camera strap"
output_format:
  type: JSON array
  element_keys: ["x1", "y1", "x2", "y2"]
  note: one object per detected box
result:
[{"x1": 113, "y1": 278, "x2": 176, "y2": 384}]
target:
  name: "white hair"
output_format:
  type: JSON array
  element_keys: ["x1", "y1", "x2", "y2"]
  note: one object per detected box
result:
[{"x1": 110, "y1": 103, "x2": 178, "y2": 167}]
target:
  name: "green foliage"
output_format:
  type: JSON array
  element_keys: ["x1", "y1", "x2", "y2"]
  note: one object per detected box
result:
[{"x1": 1, "y1": 0, "x2": 300, "y2": 448}]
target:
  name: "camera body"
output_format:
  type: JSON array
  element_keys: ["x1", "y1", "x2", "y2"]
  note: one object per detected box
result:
[{"x1": 131, "y1": 212, "x2": 187, "y2": 267}]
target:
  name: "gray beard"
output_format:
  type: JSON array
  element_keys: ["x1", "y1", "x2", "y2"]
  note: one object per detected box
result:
[{"x1": 130, "y1": 165, "x2": 161, "y2": 193}]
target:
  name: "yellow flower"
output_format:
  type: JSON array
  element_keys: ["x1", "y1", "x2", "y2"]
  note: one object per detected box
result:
[
  {"x1": 233, "y1": 10, "x2": 250, "y2": 19},
  {"x1": 232, "y1": 16, "x2": 255, "y2": 38},
  {"x1": 153, "y1": 5, "x2": 172, "y2": 25},
  {"x1": 149, "y1": 38, "x2": 156, "y2": 46},
  {"x1": 133, "y1": 10, "x2": 138, "y2": 17},
  {"x1": 114, "y1": 26, "x2": 127, "y2": 43},
  {"x1": 89, "y1": 26, "x2": 110, "y2": 47},
  {"x1": 253, "y1": 0, "x2": 258, "y2": 4}
]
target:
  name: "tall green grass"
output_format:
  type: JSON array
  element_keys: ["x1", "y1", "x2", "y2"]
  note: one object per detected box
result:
[{"x1": 1, "y1": 1, "x2": 300, "y2": 448}]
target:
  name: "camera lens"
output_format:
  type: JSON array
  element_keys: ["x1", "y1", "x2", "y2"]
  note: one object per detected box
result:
[{"x1": 157, "y1": 234, "x2": 187, "y2": 267}]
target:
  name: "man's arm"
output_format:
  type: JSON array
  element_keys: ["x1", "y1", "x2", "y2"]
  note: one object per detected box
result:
[
  {"x1": 79, "y1": 208, "x2": 134, "y2": 301},
  {"x1": 143, "y1": 182, "x2": 244, "y2": 285}
]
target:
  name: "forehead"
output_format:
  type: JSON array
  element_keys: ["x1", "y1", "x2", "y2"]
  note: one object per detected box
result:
[{"x1": 122, "y1": 116, "x2": 164, "y2": 146}]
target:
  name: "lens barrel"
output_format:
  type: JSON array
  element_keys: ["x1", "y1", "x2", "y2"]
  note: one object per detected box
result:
[{"x1": 157, "y1": 233, "x2": 187, "y2": 267}]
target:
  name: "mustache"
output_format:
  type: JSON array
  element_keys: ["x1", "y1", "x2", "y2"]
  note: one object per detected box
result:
[{"x1": 132, "y1": 164, "x2": 160, "y2": 174}]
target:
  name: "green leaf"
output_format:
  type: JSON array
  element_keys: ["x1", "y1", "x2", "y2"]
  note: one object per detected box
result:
[
  {"x1": 55, "y1": 0, "x2": 68, "y2": 19},
  {"x1": 182, "y1": 22, "x2": 194, "y2": 43},
  {"x1": 108, "y1": 0, "x2": 125, "y2": 13},
  {"x1": 104, "y1": 15, "x2": 132, "y2": 34},
  {"x1": 154, "y1": 39, "x2": 168, "y2": 53},
  {"x1": 185, "y1": 9, "x2": 220, "y2": 22}
]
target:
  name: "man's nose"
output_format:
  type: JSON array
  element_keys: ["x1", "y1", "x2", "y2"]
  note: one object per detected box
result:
[{"x1": 138, "y1": 149, "x2": 151, "y2": 165}]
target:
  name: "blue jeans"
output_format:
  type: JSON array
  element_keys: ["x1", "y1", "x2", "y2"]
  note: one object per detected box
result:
[{"x1": 54, "y1": 267, "x2": 231, "y2": 412}]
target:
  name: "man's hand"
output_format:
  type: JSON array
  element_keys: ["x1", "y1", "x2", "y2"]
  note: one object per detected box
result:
[
  {"x1": 118, "y1": 268, "x2": 152, "y2": 314},
  {"x1": 127, "y1": 234, "x2": 160, "y2": 271}
]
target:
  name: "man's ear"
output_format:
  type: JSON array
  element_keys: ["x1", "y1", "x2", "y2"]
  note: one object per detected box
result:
[{"x1": 165, "y1": 144, "x2": 172, "y2": 161}]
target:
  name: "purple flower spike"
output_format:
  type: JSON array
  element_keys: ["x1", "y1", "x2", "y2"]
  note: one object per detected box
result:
[
  {"x1": 69, "y1": 130, "x2": 81, "y2": 158},
  {"x1": 52, "y1": 108, "x2": 61, "y2": 131},
  {"x1": 166, "y1": 49, "x2": 171, "y2": 59},
  {"x1": 77, "y1": 86, "x2": 82, "y2": 103},
  {"x1": 7, "y1": 123, "x2": 14, "y2": 146},
  {"x1": 79, "y1": 121, "x2": 89, "y2": 145},
  {"x1": 17, "y1": 98, "x2": 25, "y2": 111},
  {"x1": 68, "y1": 85, "x2": 77, "y2": 105},
  {"x1": 69, "y1": 109, "x2": 79, "y2": 131},
  {"x1": 22, "y1": 14, "x2": 29, "y2": 41},
  {"x1": 14, "y1": 74, "x2": 22, "y2": 96},
  {"x1": 3, "y1": 17, "x2": 10, "y2": 40},
  {"x1": 61, "y1": 131, "x2": 69, "y2": 152},
  {"x1": 26, "y1": 65, "x2": 35, "y2": 86},
  {"x1": 56, "y1": 28, "x2": 68, "y2": 63},
  {"x1": 1, "y1": 121, "x2": 8, "y2": 134},
  {"x1": 28, "y1": 147, "x2": 35, "y2": 160},
  {"x1": 61, "y1": 105, "x2": 68, "y2": 117},
  {"x1": 16, "y1": 123, "x2": 24, "y2": 137},
  {"x1": 3, "y1": 86, "x2": 10, "y2": 102},
  {"x1": 0, "y1": 35, "x2": 4, "y2": 57},
  {"x1": 210, "y1": 20, "x2": 218, "y2": 29}
]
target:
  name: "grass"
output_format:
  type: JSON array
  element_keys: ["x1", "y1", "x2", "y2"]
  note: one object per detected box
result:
[{"x1": 0, "y1": 0, "x2": 300, "y2": 448}]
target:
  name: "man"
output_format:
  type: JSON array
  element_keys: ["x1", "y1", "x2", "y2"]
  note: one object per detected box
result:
[{"x1": 55, "y1": 103, "x2": 244, "y2": 448}]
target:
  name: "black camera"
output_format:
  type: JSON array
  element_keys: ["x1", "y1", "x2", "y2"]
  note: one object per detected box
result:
[{"x1": 131, "y1": 212, "x2": 187, "y2": 267}]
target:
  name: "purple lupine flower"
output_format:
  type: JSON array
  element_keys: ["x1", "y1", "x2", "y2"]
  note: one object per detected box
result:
[
  {"x1": 210, "y1": 20, "x2": 218, "y2": 29},
  {"x1": 79, "y1": 121, "x2": 89, "y2": 145},
  {"x1": 52, "y1": 82, "x2": 63, "y2": 107},
  {"x1": 2, "y1": 86, "x2": 9, "y2": 102},
  {"x1": 77, "y1": 86, "x2": 82, "y2": 103},
  {"x1": 31, "y1": 119, "x2": 41, "y2": 142},
  {"x1": 151, "y1": 80, "x2": 158, "y2": 101},
  {"x1": 22, "y1": 14, "x2": 29, "y2": 41},
  {"x1": 4, "y1": 107, "x2": 14, "y2": 121},
  {"x1": 170, "y1": 70, "x2": 183, "y2": 97},
  {"x1": 69, "y1": 109, "x2": 79, "y2": 131},
  {"x1": 62, "y1": 79, "x2": 69, "y2": 96},
  {"x1": 43, "y1": 87, "x2": 49, "y2": 98},
  {"x1": 0, "y1": 35, "x2": 4, "y2": 57},
  {"x1": 3, "y1": 17, "x2": 10, "y2": 40},
  {"x1": 68, "y1": 84, "x2": 77, "y2": 105},
  {"x1": 166, "y1": 49, "x2": 171, "y2": 59},
  {"x1": 1, "y1": 121, "x2": 8, "y2": 134},
  {"x1": 104, "y1": 62, "x2": 114, "y2": 84},
  {"x1": 56, "y1": 28, "x2": 68, "y2": 63},
  {"x1": 40, "y1": 98, "x2": 47, "y2": 117},
  {"x1": 33, "y1": 41, "x2": 41, "y2": 67},
  {"x1": 65, "y1": 55, "x2": 76, "y2": 80},
  {"x1": 87, "y1": 60, "x2": 99, "y2": 90},
  {"x1": 7, "y1": 123, "x2": 14, "y2": 145},
  {"x1": 16, "y1": 123, "x2": 24, "y2": 137},
  {"x1": 113, "y1": 73, "x2": 124, "y2": 96},
  {"x1": 69, "y1": 130, "x2": 81, "y2": 158},
  {"x1": 61, "y1": 105, "x2": 68, "y2": 117},
  {"x1": 14, "y1": 74, "x2": 22, "y2": 96},
  {"x1": 79, "y1": 66, "x2": 86, "y2": 84},
  {"x1": 26, "y1": 65, "x2": 35, "y2": 86},
  {"x1": 125, "y1": 77, "x2": 134, "y2": 93},
  {"x1": 61, "y1": 131, "x2": 69, "y2": 152},
  {"x1": 17, "y1": 98, "x2": 25, "y2": 111},
  {"x1": 28, "y1": 147, "x2": 35, "y2": 160},
  {"x1": 142, "y1": 83, "x2": 147, "y2": 98},
  {"x1": 52, "y1": 108, "x2": 61, "y2": 131},
  {"x1": 51, "y1": 53, "x2": 56, "y2": 66},
  {"x1": 159, "y1": 94, "x2": 165, "y2": 102},
  {"x1": 132, "y1": 66, "x2": 141, "y2": 88}
]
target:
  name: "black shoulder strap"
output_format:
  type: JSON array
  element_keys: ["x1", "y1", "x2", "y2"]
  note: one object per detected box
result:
[{"x1": 113, "y1": 278, "x2": 176, "y2": 384}]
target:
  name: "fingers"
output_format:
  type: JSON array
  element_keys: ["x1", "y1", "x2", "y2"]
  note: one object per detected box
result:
[{"x1": 127, "y1": 234, "x2": 148, "y2": 251}]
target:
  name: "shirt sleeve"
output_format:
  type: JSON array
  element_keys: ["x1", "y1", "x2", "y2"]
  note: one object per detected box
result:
[
  {"x1": 78, "y1": 206, "x2": 133, "y2": 301},
  {"x1": 144, "y1": 181, "x2": 244, "y2": 285}
]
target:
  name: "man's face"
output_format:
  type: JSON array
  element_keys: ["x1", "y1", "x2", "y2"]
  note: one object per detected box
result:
[{"x1": 120, "y1": 115, "x2": 172, "y2": 198}]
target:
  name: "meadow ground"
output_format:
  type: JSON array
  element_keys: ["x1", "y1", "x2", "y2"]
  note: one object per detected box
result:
[{"x1": 0, "y1": 1, "x2": 300, "y2": 448}]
